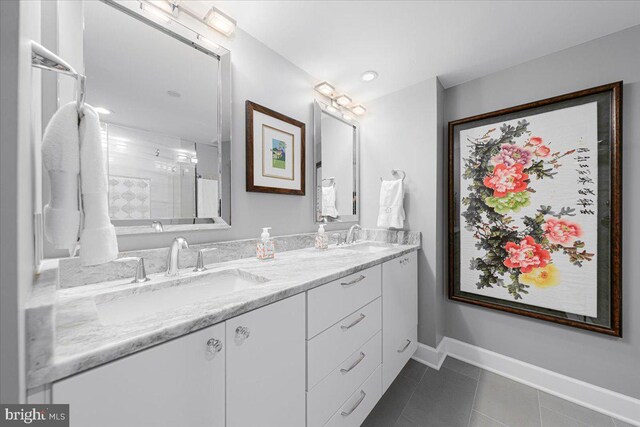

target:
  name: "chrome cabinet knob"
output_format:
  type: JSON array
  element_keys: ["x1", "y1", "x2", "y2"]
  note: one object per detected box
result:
[
  {"x1": 207, "y1": 338, "x2": 223, "y2": 353},
  {"x1": 235, "y1": 326, "x2": 250, "y2": 340}
]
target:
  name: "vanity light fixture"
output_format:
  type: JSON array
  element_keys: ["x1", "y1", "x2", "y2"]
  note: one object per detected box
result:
[
  {"x1": 326, "y1": 105, "x2": 339, "y2": 114},
  {"x1": 196, "y1": 34, "x2": 221, "y2": 50},
  {"x1": 94, "y1": 107, "x2": 113, "y2": 115},
  {"x1": 190, "y1": 156, "x2": 198, "y2": 164},
  {"x1": 139, "y1": 2, "x2": 172, "y2": 24},
  {"x1": 361, "y1": 70, "x2": 378, "y2": 82},
  {"x1": 314, "y1": 81, "x2": 335, "y2": 97},
  {"x1": 204, "y1": 7, "x2": 237, "y2": 37},
  {"x1": 342, "y1": 112, "x2": 355, "y2": 121},
  {"x1": 351, "y1": 105, "x2": 367, "y2": 116},
  {"x1": 335, "y1": 94, "x2": 352, "y2": 107}
]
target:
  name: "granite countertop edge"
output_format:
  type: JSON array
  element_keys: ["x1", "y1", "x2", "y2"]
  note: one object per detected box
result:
[{"x1": 27, "y1": 244, "x2": 420, "y2": 388}]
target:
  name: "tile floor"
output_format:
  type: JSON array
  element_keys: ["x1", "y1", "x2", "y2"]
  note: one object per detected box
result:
[{"x1": 362, "y1": 357, "x2": 634, "y2": 427}]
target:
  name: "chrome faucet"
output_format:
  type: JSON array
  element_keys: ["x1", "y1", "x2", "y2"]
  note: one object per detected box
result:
[
  {"x1": 166, "y1": 237, "x2": 189, "y2": 276},
  {"x1": 346, "y1": 224, "x2": 362, "y2": 244},
  {"x1": 151, "y1": 221, "x2": 164, "y2": 233}
]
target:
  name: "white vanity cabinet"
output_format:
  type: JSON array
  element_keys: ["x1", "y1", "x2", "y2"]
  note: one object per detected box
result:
[
  {"x1": 226, "y1": 293, "x2": 306, "y2": 427},
  {"x1": 52, "y1": 322, "x2": 226, "y2": 427},
  {"x1": 382, "y1": 251, "x2": 418, "y2": 391}
]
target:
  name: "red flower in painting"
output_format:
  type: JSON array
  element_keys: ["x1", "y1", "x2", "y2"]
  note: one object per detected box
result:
[
  {"x1": 528, "y1": 136, "x2": 544, "y2": 146},
  {"x1": 535, "y1": 145, "x2": 551, "y2": 157},
  {"x1": 483, "y1": 163, "x2": 529, "y2": 198},
  {"x1": 543, "y1": 218, "x2": 583, "y2": 245},
  {"x1": 503, "y1": 236, "x2": 551, "y2": 273}
]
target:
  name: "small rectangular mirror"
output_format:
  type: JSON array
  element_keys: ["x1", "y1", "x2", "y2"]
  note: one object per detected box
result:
[{"x1": 313, "y1": 100, "x2": 360, "y2": 223}]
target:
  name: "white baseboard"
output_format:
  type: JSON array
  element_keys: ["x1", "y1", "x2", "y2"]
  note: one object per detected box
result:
[
  {"x1": 411, "y1": 337, "x2": 640, "y2": 426},
  {"x1": 411, "y1": 340, "x2": 446, "y2": 370}
]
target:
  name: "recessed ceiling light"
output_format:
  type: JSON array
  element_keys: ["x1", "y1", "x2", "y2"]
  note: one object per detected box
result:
[
  {"x1": 335, "y1": 94, "x2": 352, "y2": 106},
  {"x1": 351, "y1": 105, "x2": 367, "y2": 115},
  {"x1": 361, "y1": 70, "x2": 378, "y2": 82},
  {"x1": 167, "y1": 90, "x2": 182, "y2": 98},
  {"x1": 94, "y1": 107, "x2": 113, "y2": 115},
  {"x1": 314, "y1": 81, "x2": 335, "y2": 97}
]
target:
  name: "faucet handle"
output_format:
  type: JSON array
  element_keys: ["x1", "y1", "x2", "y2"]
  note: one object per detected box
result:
[
  {"x1": 194, "y1": 248, "x2": 219, "y2": 272},
  {"x1": 333, "y1": 233, "x2": 344, "y2": 246},
  {"x1": 131, "y1": 258, "x2": 150, "y2": 283}
]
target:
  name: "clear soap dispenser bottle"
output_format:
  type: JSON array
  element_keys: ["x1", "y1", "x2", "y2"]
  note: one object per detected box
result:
[
  {"x1": 257, "y1": 227, "x2": 275, "y2": 260},
  {"x1": 315, "y1": 224, "x2": 328, "y2": 250}
]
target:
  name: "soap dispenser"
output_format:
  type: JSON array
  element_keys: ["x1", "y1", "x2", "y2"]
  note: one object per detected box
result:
[
  {"x1": 315, "y1": 224, "x2": 328, "y2": 250},
  {"x1": 257, "y1": 227, "x2": 275, "y2": 260}
]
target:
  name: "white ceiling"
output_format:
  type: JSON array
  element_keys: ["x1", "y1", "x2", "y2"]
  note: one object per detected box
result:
[{"x1": 195, "y1": 1, "x2": 640, "y2": 102}]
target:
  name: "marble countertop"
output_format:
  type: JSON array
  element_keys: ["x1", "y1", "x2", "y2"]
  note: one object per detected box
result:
[{"x1": 27, "y1": 241, "x2": 420, "y2": 388}]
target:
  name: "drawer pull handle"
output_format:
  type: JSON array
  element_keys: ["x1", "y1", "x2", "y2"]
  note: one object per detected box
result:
[
  {"x1": 340, "y1": 352, "x2": 366, "y2": 374},
  {"x1": 398, "y1": 339, "x2": 412, "y2": 353},
  {"x1": 207, "y1": 338, "x2": 223, "y2": 353},
  {"x1": 341, "y1": 313, "x2": 366, "y2": 330},
  {"x1": 341, "y1": 390, "x2": 366, "y2": 416},
  {"x1": 341, "y1": 275, "x2": 366, "y2": 287}
]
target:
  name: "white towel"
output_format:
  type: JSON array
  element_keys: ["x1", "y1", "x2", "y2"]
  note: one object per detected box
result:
[
  {"x1": 377, "y1": 179, "x2": 405, "y2": 229},
  {"x1": 321, "y1": 184, "x2": 338, "y2": 218},
  {"x1": 197, "y1": 178, "x2": 218, "y2": 217},
  {"x1": 42, "y1": 102, "x2": 81, "y2": 256},
  {"x1": 78, "y1": 104, "x2": 118, "y2": 265}
]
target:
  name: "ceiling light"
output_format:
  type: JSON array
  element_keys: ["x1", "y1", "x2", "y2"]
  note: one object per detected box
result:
[
  {"x1": 314, "y1": 81, "x2": 335, "y2": 97},
  {"x1": 94, "y1": 107, "x2": 113, "y2": 115},
  {"x1": 342, "y1": 112, "x2": 355, "y2": 121},
  {"x1": 139, "y1": 2, "x2": 171, "y2": 24},
  {"x1": 361, "y1": 70, "x2": 378, "y2": 82},
  {"x1": 335, "y1": 94, "x2": 352, "y2": 106},
  {"x1": 351, "y1": 105, "x2": 367, "y2": 115},
  {"x1": 204, "y1": 7, "x2": 236, "y2": 37}
]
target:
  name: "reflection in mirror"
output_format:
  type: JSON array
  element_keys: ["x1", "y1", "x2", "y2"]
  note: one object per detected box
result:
[
  {"x1": 314, "y1": 100, "x2": 360, "y2": 223},
  {"x1": 81, "y1": 0, "x2": 231, "y2": 232}
]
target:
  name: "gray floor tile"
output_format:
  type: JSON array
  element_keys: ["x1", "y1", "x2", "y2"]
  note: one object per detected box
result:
[
  {"x1": 541, "y1": 407, "x2": 591, "y2": 427},
  {"x1": 469, "y1": 411, "x2": 506, "y2": 427},
  {"x1": 539, "y1": 391, "x2": 614, "y2": 427},
  {"x1": 400, "y1": 359, "x2": 428, "y2": 382},
  {"x1": 442, "y1": 357, "x2": 481, "y2": 380},
  {"x1": 612, "y1": 420, "x2": 635, "y2": 427},
  {"x1": 473, "y1": 371, "x2": 541, "y2": 427},
  {"x1": 401, "y1": 367, "x2": 478, "y2": 427},
  {"x1": 394, "y1": 415, "x2": 423, "y2": 427},
  {"x1": 362, "y1": 373, "x2": 420, "y2": 427}
]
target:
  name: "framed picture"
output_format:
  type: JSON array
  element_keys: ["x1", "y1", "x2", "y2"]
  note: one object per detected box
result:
[
  {"x1": 246, "y1": 101, "x2": 305, "y2": 195},
  {"x1": 448, "y1": 82, "x2": 622, "y2": 336}
]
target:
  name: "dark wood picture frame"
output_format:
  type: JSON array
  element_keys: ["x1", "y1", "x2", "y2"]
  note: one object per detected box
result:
[
  {"x1": 246, "y1": 101, "x2": 306, "y2": 195},
  {"x1": 448, "y1": 82, "x2": 622, "y2": 336}
]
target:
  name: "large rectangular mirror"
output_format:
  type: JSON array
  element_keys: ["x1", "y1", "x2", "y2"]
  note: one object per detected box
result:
[
  {"x1": 313, "y1": 100, "x2": 360, "y2": 223},
  {"x1": 75, "y1": 0, "x2": 231, "y2": 234}
]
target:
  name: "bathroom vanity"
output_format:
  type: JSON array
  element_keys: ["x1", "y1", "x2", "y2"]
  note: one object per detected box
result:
[{"x1": 27, "y1": 236, "x2": 419, "y2": 427}]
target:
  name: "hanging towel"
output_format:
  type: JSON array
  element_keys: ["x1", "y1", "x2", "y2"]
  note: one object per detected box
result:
[
  {"x1": 42, "y1": 102, "x2": 81, "y2": 256},
  {"x1": 78, "y1": 104, "x2": 118, "y2": 265},
  {"x1": 377, "y1": 179, "x2": 405, "y2": 229},
  {"x1": 321, "y1": 184, "x2": 338, "y2": 218}
]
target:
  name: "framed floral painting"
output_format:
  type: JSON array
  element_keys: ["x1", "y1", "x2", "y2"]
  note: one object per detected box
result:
[
  {"x1": 448, "y1": 82, "x2": 622, "y2": 336},
  {"x1": 246, "y1": 101, "x2": 305, "y2": 195}
]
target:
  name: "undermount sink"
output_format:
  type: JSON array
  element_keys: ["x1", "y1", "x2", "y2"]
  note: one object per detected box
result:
[
  {"x1": 95, "y1": 269, "x2": 269, "y2": 325},
  {"x1": 340, "y1": 242, "x2": 394, "y2": 253}
]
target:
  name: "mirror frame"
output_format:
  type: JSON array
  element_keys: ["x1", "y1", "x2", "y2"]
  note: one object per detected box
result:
[
  {"x1": 93, "y1": 0, "x2": 232, "y2": 235},
  {"x1": 313, "y1": 99, "x2": 360, "y2": 224}
]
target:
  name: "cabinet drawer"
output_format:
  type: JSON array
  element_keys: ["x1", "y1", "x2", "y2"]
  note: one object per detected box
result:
[
  {"x1": 307, "y1": 332, "x2": 381, "y2": 427},
  {"x1": 308, "y1": 298, "x2": 381, "y2": 389},
  {"x1": 323, "y1": 365, "x2": 382, "y2": 427},
  {"x1": 307, "y1": 265, "x2": 381, "y2": 339}
]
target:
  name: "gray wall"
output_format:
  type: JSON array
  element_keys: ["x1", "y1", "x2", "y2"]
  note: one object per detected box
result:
[
  {"x1": 362, "y1": 77, "x2": 444, "y2": 347},
  {"x1": 444, "y1": 25, "x2": 640, "y2": 399}
]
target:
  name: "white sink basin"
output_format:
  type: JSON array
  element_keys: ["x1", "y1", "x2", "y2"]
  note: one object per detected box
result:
[
  {"x1": 95, "y1": 269, "x2": 268, "y2": 325},
  {"x1": 340, "y1": 242, "x2": 393, "y2": 253}
]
